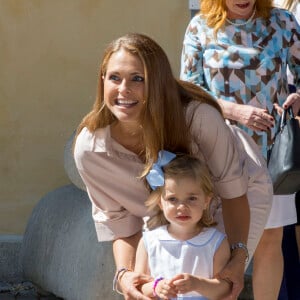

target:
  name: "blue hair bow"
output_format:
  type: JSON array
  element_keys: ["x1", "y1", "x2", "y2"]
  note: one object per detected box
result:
[{"x1": 146, "y1": 150, "x2": 176, "y2": 190}]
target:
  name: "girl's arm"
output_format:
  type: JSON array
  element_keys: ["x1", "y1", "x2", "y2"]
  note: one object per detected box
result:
[
  {"x1": 134, "y1": 238, "x2": 177, "y2": 299},
  {"x1": 171, "y1": 238, "x2": 232, "y2": 300},
  {"x1": 134, "y1": 237, "x2": 153, "y2": 298},
  {"x1": 171, "y1": 274, "x2": 231, "y2": 300},
  {"x1": 112, "y1": 232, "x2": 152, "y2": 300}
]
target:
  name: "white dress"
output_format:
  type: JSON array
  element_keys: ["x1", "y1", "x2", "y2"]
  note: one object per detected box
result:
[{"x1": 143, "y1": 225, "x2": 226, "y2": 300}]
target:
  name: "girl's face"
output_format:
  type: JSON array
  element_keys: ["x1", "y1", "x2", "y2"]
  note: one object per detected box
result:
[
  {"x1": 225, "y1": 0, "x2": 256, "y2": 19},
  {"x1": 103, "y1": 49, "x2": 145, "y2": 126},
  {"x1": 160, "y1": 176, "x2": 211, "y2": 234}
]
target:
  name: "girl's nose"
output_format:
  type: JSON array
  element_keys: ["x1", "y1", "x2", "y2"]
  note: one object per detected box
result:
[{"x1": 177, "y1": 202, "x2": 188, "y2": 209}]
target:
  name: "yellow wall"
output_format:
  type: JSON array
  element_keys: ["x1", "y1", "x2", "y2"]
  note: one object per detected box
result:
[{"x1": 0, "y1": 0, "x2": 190, "y2": 234}]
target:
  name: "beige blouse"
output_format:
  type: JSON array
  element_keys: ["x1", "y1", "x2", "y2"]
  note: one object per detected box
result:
[{"x1": 74, "y1": 102, "x2": 248, "y2": 241}]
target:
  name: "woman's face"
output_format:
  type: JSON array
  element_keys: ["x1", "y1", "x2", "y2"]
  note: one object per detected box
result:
[
  {"x1": 225, "y1": 0, "x2": 256, "y2": 19},
  {"x1": 103, "y1": 49, "x2": 145, "y2": 125}
]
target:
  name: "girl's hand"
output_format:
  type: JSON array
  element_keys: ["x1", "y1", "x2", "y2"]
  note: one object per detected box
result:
[
  {"x1": 169, "y1": 273, "x2": 197, "y2": 294},
  {"x1": 216, "y1": 253, "x2": 246, "y2": 300},
  {"x1": 119, "y1": 270, "x2": 152, "y2": 300},
  {"x1": 154, "y1": 278, "x2": 178, "y2": 300}
]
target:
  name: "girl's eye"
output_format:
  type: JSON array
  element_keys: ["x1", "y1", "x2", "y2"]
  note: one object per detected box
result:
[
  {"x1": 132, "y1": 75, "x2": 144, "y2": 82},
  {"x1": 188, "y1": 196, "x2": 198, "y2": 201},
  {"x1": 167, "y1": 197, "x2": 177, "y2": 203}
]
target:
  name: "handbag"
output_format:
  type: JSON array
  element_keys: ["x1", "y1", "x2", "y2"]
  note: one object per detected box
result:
[{"x1": 267, "y1": 106, "x2": 300, "y2": 195}]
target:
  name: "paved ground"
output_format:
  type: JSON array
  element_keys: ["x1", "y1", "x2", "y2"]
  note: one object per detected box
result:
[
  {"x1": 0, "y1": 281, "x2": 63, "y2": 300},
  {"x1": 0, "y1": 275, "x2": 253, "y2": 300}
]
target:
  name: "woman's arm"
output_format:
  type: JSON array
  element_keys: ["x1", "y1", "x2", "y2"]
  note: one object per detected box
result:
[
  {"x1": 180, "y1": 16, "x2": 207, "y2": 88},
  {"x1": 216, "y1": 98, "x2": 274, "y2": 131},
  {"x1": 113, "y1": 232, "x2": 152, "y2": 300},
  {"x1": 218, "y1": 195, "x2": 250, "y2": 299},
  {"x1": 188, "y1": 104, "x2": 251, "y2": 299}
]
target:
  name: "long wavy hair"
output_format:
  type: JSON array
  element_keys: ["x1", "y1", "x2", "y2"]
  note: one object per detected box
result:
[
  {"x1": 281, "y1": 0, "x2": 299, "y2": 10},
  {"x1": 146, "y1": 154, "x2": 216, "y2": 230},
  {"x1": 199, "y1": 0, "x2": 274, "y2": 35},
  {"x1": 75, "y1": 33, "x2": 222, "y2": 175}
]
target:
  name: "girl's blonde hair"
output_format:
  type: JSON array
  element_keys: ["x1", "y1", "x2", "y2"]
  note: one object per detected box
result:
[
  {"x1": 74, "y1": 33, "x2": 222, "y2": 176},
  {"x1": 199, "y1": 0, "x2": 273, "y2": 36},
  {"x1": 146, "y1": 154, "x2": 216, "y2": 230}
]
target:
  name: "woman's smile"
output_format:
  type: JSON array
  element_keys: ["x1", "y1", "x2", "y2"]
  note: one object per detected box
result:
[
  {"x1": 115, "y1": 98, "x2": 139, "y2": 108},
  {"x1": 103, "y1": 48, "x2": 145, "y2": 125}
]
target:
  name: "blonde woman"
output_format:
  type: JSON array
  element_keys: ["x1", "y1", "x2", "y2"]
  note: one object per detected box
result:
[{"x1": 181, "y1": 1, "x2": 300, "y2": 299}]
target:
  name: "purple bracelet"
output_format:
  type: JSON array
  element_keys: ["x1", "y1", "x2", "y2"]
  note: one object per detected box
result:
[{"x1": 152, "y1": 276, "x2": 164, "y2": 297}]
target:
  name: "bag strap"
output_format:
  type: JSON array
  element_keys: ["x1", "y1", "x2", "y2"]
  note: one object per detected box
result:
[{"x1": 279, "y1": 106, "x2": 294, "y2": 132}]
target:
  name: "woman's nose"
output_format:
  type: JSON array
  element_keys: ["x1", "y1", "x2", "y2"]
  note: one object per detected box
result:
[{"x1": 118, "y1": 79, "x2": 131, "y2": 94}]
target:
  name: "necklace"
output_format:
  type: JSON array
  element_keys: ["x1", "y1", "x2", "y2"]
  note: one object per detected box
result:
[{"x1": 226, "y1": 8, "x2": 256, "y2": 27}]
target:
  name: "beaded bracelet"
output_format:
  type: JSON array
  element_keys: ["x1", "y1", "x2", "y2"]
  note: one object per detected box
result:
[
  {"x1": 152, "y1": 276, "x2": 164, "y2": 297},
  {"x1": 230, "y1": 242, "x2": 249, "y2": 262},
  {"x1": 112, "y1": 267, "x2": 131, "y2": 295}
]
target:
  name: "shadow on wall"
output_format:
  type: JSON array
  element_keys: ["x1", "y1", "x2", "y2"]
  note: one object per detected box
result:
[{"x1": 2, "y1": 132, "x2": 122, "y2": 300}]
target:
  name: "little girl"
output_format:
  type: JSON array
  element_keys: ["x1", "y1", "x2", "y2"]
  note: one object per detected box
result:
[{"x1": 135, "y1": 151, "x2": 232, "y2": 300}]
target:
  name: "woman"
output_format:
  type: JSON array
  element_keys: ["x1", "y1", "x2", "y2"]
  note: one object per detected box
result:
[
  {"x1": 74, "y1": 33, "x2": 271, "y2": 300},
  {"x1": 180, "y1": 1, "x2": 300, "y2": 299},
  {"x1": 274, "y1": 1, "x2": 300, "y2": 299}
]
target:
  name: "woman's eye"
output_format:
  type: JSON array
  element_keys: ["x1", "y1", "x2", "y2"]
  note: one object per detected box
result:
[
  {"x1": 132, "y1": 75, "x2": 144, "y2": 82},
  {"x1": 108, "y1": 74, "x2": 119, "y2": 81}
]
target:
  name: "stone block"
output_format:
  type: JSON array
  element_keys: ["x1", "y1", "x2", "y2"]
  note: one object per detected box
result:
[
  {"x1": 63, "y1": 131, "x2": 86, "y2": 191},
  {"x1": 20, "y1": 184, "x2": 122, "y2": 300},
  {"x1": 0, "y1": 235, "x2": 23, "y2": 282}
]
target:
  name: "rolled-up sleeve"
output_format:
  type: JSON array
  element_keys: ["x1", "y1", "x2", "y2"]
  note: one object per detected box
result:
[
  {"x1": 74, "y1": 127, "x2": 147, "y2": 241},
  {"x1": 180, "y1": 16, "x2": 206, "y2": 87},
  {"x1": 187, "y1": 103, "x2": 248, "y2": 199}
]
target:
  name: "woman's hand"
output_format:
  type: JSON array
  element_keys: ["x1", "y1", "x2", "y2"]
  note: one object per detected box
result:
[
  {"x1": 217, "y1": 99, "x2": 274, "y2": 131},
  {"x1": 119, "y1": 270, "x2": 152, "y2": 300},
  {"x1": 216, "y1": 253, "x2": 246, "y2": 300},
  {"x1": 274, "y1": 92, "x2": 300, "y2": 116},
  {"x1": 234, "y1": 104, "x2": 274, "y2": 132}
]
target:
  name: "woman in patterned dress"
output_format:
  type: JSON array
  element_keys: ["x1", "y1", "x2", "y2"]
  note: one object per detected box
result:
[{"x1": 180, "y1": 1, "x2": 300, "y2": 299}]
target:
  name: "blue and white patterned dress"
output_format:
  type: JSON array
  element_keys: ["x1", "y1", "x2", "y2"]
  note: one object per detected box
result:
[
  {"x1": 143, "y1": 225, "x2": 226, "y2": 300},
  {"x1": 181, "y1": 8, "x2": 300, "y2": 158}
]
